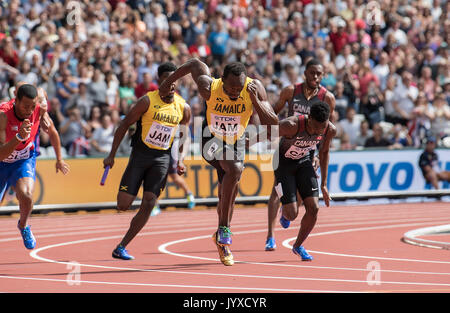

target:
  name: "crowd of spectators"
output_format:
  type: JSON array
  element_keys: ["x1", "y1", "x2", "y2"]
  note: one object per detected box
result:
[{"x1": 0, "y1": 0, "x2": 449, "y2": 158}]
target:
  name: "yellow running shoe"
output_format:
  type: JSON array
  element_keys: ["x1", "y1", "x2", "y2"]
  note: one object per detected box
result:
[{"x1": 212, "y1": 232, "x2": 234, "y2": 266}]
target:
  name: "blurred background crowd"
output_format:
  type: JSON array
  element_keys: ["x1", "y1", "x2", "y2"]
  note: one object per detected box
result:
[{"x1": 0, "y1": 0, "x2": 449, "y2": 158}]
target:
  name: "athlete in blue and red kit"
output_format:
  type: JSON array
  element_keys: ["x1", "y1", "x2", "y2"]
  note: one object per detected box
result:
[{"x1": 0, "y1": 84, "x2": 69, "y2": 249}]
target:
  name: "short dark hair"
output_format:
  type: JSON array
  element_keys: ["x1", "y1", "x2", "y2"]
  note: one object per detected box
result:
[
  {"x1": 305, "y1": 59, "x2": 322, "y2": 70},
  {"x1": 158, "y1": 62, "x2": 177, "y2": 78},
  {"x1": 310, "y1": 101, "x2": 330, "y2": 123},
  {"x1": 17, "y1": 84, "x2": 37, "y2": 100},
  {"x1": 223, "y1": 62, "x2": 246, "y2": 79}
]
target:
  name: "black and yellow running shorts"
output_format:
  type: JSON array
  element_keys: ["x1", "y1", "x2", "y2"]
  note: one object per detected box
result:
[{"x1": 119, "y1": 148, "x2": 170, "y2": 197}]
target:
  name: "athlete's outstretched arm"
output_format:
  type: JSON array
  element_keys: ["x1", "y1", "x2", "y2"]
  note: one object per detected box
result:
[
  {"x1": 176, "y1": 104, "x2": 192, "y2": 175},
  {"x1": 103, "y1": 96, "x2": 150, "y2": 169},
  {"x1": 324, "y1": 91, "x2": 336, "y2": 117},
  {"x1": 318, "y1": 121, "x2": 337, "y2": 207},
  {"x1": 46, "y1": 118, "x2": 70, "y2": 175},
  {"x1": 251, "y1": 84, "x2": 294, "y2": 145},
  {"x1": 247, "y1": 79, "x2": 278, "y2": 126},
  {"x1": 159, "y1": 58, "x2": 213, "y2": 101},
  {"x1": 311, "y1": 92, "x2": 335, "y2": 170}
]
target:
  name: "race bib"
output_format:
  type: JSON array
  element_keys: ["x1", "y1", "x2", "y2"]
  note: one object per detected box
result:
[
  {"x1": 284, "y1": 145, "x2": 311, "y2": 160},
  {"x1": 144, "y1": 121, "x2": 175, "y2": 150},
  {"x1": 209, "y1": 113, "x2": 241, "y2": 137},
  {"x1": 3, "y1": 142, "x2": 33, "y2": 163}
]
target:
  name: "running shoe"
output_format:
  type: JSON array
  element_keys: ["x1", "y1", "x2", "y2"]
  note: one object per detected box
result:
[
  {"x1": 112, "y1": 245, "x2": 135, "y2": 260},
  {"x1": 17, "y1": 222, "x2": 36, "y2": 250},
  {"x1": 292, "y1": 245, "x2": 313, "y2": 261},
  {"x1": 279, "y1": 215, "x2": 290, "y2": 229},
  {"x1": 187, "y1": 193, "x2": 195, "y2": 209},
  {"x1": 151, "y1": 205, "x2": 161, "y2": 216},
  {"x1": 212, "y1": 232, "x2": 234, "y2": 266},
  {"x1": 216, "y1": 226, "x2": 232, "y2": 245},
  {"x1": 265, "y1": 237, "x2": 276, "y2": 251}
]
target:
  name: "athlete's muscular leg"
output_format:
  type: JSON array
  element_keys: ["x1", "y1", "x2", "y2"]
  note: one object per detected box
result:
[
  {"x1": 15, "y1": 177, "x2": 35, "y2": 229},
  {"x1": 215, "y1": 181, "x2": 236, "y2": 227},
  {"x1": 280, "y1": 201, "x2": 299, "y2": 222},
  {"x1": 169, "y1": 173, "x2": 191, "y2": 195},
  {"x1": 293, "y1": 196, "x2": 319, "y2": 249},
  {"x1": 217, "y1": 159, "x2": 244, "y2": 227},
  {"x1": 216, "y1": 182, "x2": 222, "y2": 217},
  {"x1": 117, "y1": 190, "x2": 136, "y2": 212},
  {"x1": 119, "y1": 191, "x2": 157, "y2": 247},
  {"x1": 267, "y1": 183, "x2": 280, "y2": 239},
  {"x1": 227, "y1": 179, "x2": 240, "y2": 226}
]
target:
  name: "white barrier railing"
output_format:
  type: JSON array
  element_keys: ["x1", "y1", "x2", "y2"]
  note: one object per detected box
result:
[{"x1": 402, "y1": 224, "x2": 450, "y2": 250}]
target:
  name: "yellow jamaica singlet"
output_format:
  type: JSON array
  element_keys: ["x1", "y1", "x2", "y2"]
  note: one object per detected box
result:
[
  {"x1": 140, "y1": 90, "x2": 185, "y2": 150},
  {"x1": 205, "y1": 77, "x2": 253, "y2": 144}
]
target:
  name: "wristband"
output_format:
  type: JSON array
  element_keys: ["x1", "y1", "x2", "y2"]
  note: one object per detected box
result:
[
  {"x1": 15, "y1": 133, "x2": 24, "y2": 141},
  {"x1": 16, "y1": 133, "x2": 29, "y2": 142}
]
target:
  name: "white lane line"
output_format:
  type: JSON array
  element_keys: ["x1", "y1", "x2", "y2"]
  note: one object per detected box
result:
[
  {"x1": 159, "y1": 221, "x2": 450, "y2": 265},
  {"x1": 158, "y1": 231, "x2": 450, "y2": 276},
  {"x1": 0, "y1": 275, "x2": 356, "y2": 293},
  {"x1": 2, "y1": 214, "x2": 448, "y2": 242},
  {"x1": 0, "y1": 220, "x2": 272, "y2": 244},
  {"x1": 26, "y1": 236, "x2": 450, "y2": 289},
  {"x1": 18, "y1": 218, "x2": 450, "y2": 290},
  {"x1": 1, "y1": 204, "x2": 448, "y2": 235},
  {"x1": 281, "y1": 223, "x2": 450, "y2": 265}
]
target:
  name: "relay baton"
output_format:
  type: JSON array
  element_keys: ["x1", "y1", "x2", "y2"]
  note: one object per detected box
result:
[{"x1": 100, "y1": 166, "x2": 110, "y2": 186}]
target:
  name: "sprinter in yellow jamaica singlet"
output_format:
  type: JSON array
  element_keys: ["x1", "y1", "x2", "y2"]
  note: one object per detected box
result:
[
  {"x1": 159, "y1": 58, "x2": 278, "y2": 266},
  {"x1": 103, "y1": 62, "x2": 192, "y2": 260}
]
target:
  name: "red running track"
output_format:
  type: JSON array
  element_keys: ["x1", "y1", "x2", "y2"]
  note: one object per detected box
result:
[{"x1": 0, "y1": 202, "x2": 449, "y2": 293}]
